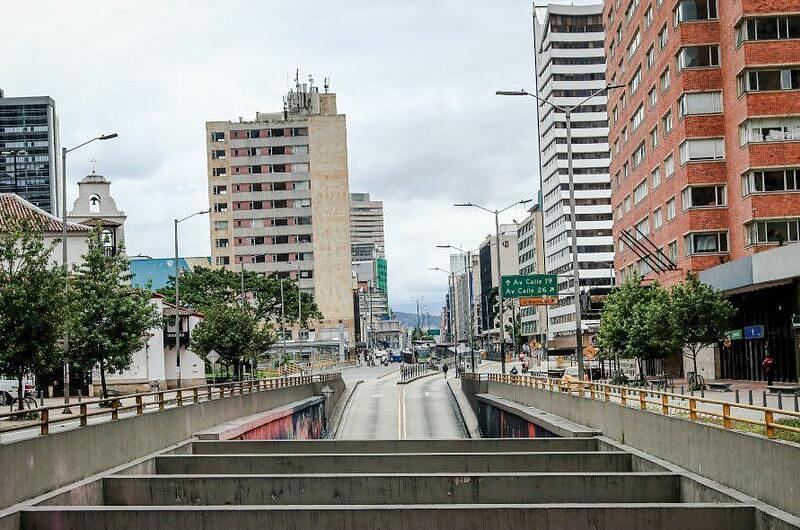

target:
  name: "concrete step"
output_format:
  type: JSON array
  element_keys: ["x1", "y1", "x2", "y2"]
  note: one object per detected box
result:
[
  {"x1": 154, "y1": 451, "x2": 633, "y2": 475},
  {"x1": 190, "y1": 438, "x2": 601, "y2": 454},
  {"x1": 20, "y1": 504, "x2": 756, "y2": 530},
  {"x1": 101, "y1": 472, "x2": 681, "y2": 505}
]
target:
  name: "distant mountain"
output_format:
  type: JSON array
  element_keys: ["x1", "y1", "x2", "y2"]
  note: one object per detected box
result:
[{"x1": 392, "y1": 310, "x2": 438, "y2": 330}]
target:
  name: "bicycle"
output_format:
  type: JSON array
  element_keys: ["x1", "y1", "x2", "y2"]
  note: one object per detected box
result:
[
  {"x1": 688, "y1": 373, "x2": 705, "y2": 391},
  {"x1": 7, "y1": 395, "x2": 37, "y2": 412}
]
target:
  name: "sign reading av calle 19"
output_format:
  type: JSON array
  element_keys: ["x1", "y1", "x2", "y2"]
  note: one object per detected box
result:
[{"x1": 501, "y1": 274, "x2": 558, "y2": 298}]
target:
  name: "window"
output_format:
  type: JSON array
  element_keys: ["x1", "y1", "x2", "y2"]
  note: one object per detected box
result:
[
  {"x1": 622, "y1": 127, "x2": 628, "y2": 144},
  {"x1": 624, "y1": 195, "x2": 632, "y2": 212},
  {"x1": 250, "y1": 165, "x2": 262, "y2": 174},
  {"x1": 293, "y1": 145, "x2": 309, "y2": 154},
  {"x1": 679, "y1": 138, "x2": 725, "y2": 163},
  {"x1": 623, "y1": 160, "x2": 630, "y2": 179},
  {"x1": 660, "y1": 68, "x2": 671, "y2": 92},
  {"x1": 212, "y1": 167, "x2": 227, "y2": 177},
  {"x1": 648, "y1": 85, "x2": 657, "y2": 108},
  {"x1": 635, "y1": 217, "x2": 650, "y2": 239},
  {"x1": 214, "y1": 238, "x2": 229, "y2": 248},
  {"x1": 646, "y1": 45, "x2": 656, "y2": 69},
  {"x1": 747, "y1": 219, "x2": 800, "y2": 244},
  {"x1": 658, "y1": 24, "x2": 668, "y2": 50},
  {"x1": 612, "y1": 105, "x2": 619, "y2": 125},
  {"x1": 271, "y1": 218, "x2": 288, "y2": 226},
  {"x1": 213, "y1": 202, "x2": 228, "y2": 213},
  {"x1": 625, "y1": 0, "x2": 640, "y2": 22},
  {"x1": 294, "y1": 180, "x2": 311, "y2": 191},
  {"x1": 215, "y1": 256, "x2": 230, "y2": 266},
  {"x1": 213, "y1": 220, "x2": 228, "y2": 230},
  {"x1": 633, "y1": 141, "x2": 647, "y2": 167},
  {"x1": 644, "y1": 5, "x2": 653, "y2": 27},
  {"x1": 739, "y1": 68, "x2": 800, "y2": 94},
  {"x1": 654, "y1": 207, "x2": 663, "y2": 228},
  {"x1": 674, "y1": 0, "x2": 717, "y2": 24},
  {"x1": 297, "y1": 234, "x2": 313, "y2": 243},
  {"x1": 650, "y1": 126, "x2": 659, "y2": 148},
  {"x1": 211, "y1": 132, "x2": 225, "y2": 142},
  {"x1": 651, "y1": 166, "x2": 662, "y2": 188},
  {"x1": 634, "y1": 178, "x2": 648, "y2": 202},
  {"x1": 665, "y1": 153, "x2": 675, "y2": 176},
  {"x1": 628, "y1": 29, "x2": 642, "y2": 60},
  {"x1": 212, "y1": 150, "x2": 226, "y2": 160},
  {"x1": 739, "y1": 116, "x2": 800, "y2": 145},
  {"x1": 631, "y1": 104, "x2": 644, "y2": 130},
  {"x1": 685, "y1": 232, "x2": 728, "y2": 254},
  {"x1": 737, "y1": 16, "x2": 800, "y2": 45},
  {"x1": 629, "y1": 66, "x2": 643, "y2": 93},
  {"x1": 212, "y1": 185, "x2": 227, "y2": 195},
  {"x1": 292, "y1": 163, "x2": 310, "y2": 172},
  {"x1": 682, "y1": 184, "x2": 726, "y2": 208},
  {"x1": 294, "y1": 198, "x2": 312, "y2": 208},
  {"x1": 296, "y1": 216, "x2": 312, "y2": 225},
  {"x1": 676, "y1": 45, "x2": 720, "y2": 70},
  {"x1": 662, "y1": 110, "x2": 673, "y2": 133},
  {"x1": 678, "y1": 91, "x2": 722, "y2": 116},
  {"x1": 668, "y1": 241, "x2": 678, "y2": 262},
  {"x1": 666, "y1": 197, "x2": 676, "y2": 220},
  {"x1": 742, "y1": 168, "x2": 800, "y2": 195}
]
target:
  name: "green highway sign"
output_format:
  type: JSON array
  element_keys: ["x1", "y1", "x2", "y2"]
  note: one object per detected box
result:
[
  {"x1": 725, "y1": 329, "x2": 743, "y2": 340},
  {"x1": 501, "y1": 274, "x2": 558, "y2": 298},
  {"x1": 428, "y1": 328, "x2": 440, "y2": 336}
]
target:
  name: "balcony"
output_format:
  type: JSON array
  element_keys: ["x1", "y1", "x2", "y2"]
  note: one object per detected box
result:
[{"x1": 163, "y1": 331, "x2": 190, "y2": 348}]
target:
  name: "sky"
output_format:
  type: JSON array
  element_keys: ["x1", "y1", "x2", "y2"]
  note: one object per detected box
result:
[{"x1": 3, "y1": 0, "x2": 542, "y2": 314}]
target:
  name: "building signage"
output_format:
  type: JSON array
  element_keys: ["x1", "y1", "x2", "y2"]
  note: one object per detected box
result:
[
  {"x1": 501, "y1": 274, "x2": 558, "y2": 298},
  {"x1": 519, "y1": 296, "x2": 558, "y2": 306},
  {"x1": 744, "y1": 325, "x2": 764, "y2": 340},
  {"x1": 725, "y1": 329, "x2": 743, "y2": 340}
]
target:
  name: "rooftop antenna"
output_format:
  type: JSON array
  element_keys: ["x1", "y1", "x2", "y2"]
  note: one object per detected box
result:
[
  {"x1": 324, "y1": 77, "x2": 330, "y2": 93},
  {"x1": 295, "y1": 68, "x2": 300, "y2": 92},
  {"x1": 89, "y1": 158, "x2": 97, "y2": 174}
]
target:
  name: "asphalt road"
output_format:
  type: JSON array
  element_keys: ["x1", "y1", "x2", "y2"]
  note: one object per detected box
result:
[{"x1": 338, "y1": 369, "x2": 467, "y2": 440}]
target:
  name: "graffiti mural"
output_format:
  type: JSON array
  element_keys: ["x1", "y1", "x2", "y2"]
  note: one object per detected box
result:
[
  {"x1": 236, "y1": 401, "x2": 326, "y2": 440},
  {"x1": 478, "y1": 401, "x2": 557, "y2": 438}
]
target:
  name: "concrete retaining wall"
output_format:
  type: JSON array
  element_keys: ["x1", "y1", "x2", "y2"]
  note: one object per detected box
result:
[
  {"x1": 0, "y1": 380, "x2": 343, "y2": 510},
  {"x1": 485, "y1": 380, "x2": 800, "y2": 517}
]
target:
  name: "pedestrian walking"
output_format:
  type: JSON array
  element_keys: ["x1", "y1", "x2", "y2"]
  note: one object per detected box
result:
[
  {"x1": 762, "y1": 352, "x2": 776, "y2": 386},
  {"x1": 442, "y1": 362, "x2": 449, "y2": 378}
]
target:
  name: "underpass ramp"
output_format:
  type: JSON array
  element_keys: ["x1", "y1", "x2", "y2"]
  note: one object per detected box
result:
[{"x1": 20, "y1": 438, "x2": 772, "y2": 530}]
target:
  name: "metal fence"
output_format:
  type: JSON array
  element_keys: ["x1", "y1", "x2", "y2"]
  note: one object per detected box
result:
[
  {"x1": 400, "y1": 363, "x2": 435, "y2": 382},
  {"x1": 463, "y1": 372, "x2": 800, "y2": 440},
  {"x1": 0, "y1": 372, "x2": 342, "y2": 437}
]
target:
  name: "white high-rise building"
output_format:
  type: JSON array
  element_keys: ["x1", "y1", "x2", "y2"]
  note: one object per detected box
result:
[{"x1": 534, "y1": 2, "x2": 614, "y2": 355}]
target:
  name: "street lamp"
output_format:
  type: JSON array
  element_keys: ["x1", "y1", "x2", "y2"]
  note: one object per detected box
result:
[
  {"x1": 60, "y1": 133, "x2": 118, "y2": 413},
  {"x1": 497, "y1": 83, "x2": 622, "y2": 381},
  {"x1": 437, "y1": 244, "x2": 477, "y2": 372},
  {"x1": 428, "y1": 267, "x2": 456, "y2": 344},
  {"x1": 0, "y1": 149, "x2": 28, "y2": 194},
  {"x1": 454, "y1": 199, "x2": 532, "y2": 374},
  {"x1": 174, "y1": 208, "x2": 210, "y2": 388}
]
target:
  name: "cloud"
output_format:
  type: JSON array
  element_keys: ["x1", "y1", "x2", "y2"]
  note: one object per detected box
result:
[{"x1": 3, "y1": 0, "x2": 541, "y2": 312}]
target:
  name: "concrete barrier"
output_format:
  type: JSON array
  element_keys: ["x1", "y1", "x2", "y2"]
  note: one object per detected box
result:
[
  {"x1": 0, "y1": 378, "x2": 344, "y2": 509},
  {"x1": 155, "y1": 451, "x2": 633, "y2": 474},
  {"x1": 485, "y1": 380, "x2": 800, "y2": 517}
]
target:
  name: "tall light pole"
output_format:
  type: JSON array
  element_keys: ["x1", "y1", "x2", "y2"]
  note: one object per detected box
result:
[
  {"x1": 497, "y1": 83, "x2": 623, "y2": 380},
  {"x1": 174, "y1": 208, "x2": 210, "y2": 388},
  {"x1": 454, "y1": 199, "x2": 532, "y2": 374},
  {"x1": 437, "y1": 244, "x2": 476, "y2": 371},
  {"x1": 60, "y1": 134, "x2": 118, "y2": 413}
]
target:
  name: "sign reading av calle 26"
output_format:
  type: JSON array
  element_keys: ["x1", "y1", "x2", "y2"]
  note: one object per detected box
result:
[{"x1": 501, "y1": 274, "x2": 558, "y2": 298}]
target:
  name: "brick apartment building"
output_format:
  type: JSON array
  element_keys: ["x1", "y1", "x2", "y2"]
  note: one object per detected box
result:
[{"x1": 607, "y1": 0, "x2": 800, "y2": 381}]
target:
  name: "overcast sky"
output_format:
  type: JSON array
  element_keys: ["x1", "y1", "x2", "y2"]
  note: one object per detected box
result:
[{"x1": 4, "y1": 0, "x2": 542, "y2": 314}]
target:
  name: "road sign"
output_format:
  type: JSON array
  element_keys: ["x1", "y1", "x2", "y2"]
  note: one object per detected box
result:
[
  {"x1": 206, "y1": 350, "x2": 220, "y2": 364},
  {"x1": 725, "y1": 329, "x2": 743, "y2": 340},
  {"x1": 428, "y1": 328, "x2": 441, "y2": 336},
  {"x1": 502, "y1": 274, "x2": 558, "y2": 298},
  {"x1": 744, "y1": 325, "x2": 764, "y2": 340},
  {"x1": 519, "y1": 296, "x2": 558, "y2": 306}
]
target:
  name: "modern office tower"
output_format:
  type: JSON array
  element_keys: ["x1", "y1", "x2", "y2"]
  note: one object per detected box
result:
[
  {"x1": 0, "y1": 91, "x2": 60, "y2": 214},
  {"x1": 517, "y1": 198, "x2": 548, "y2": 346},
  {"x1": 477, "y1": 224, "x2": 519, "y2": 354},
  {"x1": 607, "y1": 0, "x2": 800, "y2": 381},
  {"x1": 534, "y1": 3, "x2": 614, "y2": 356},
  {"x1": 206, "y1": 76, "x2": 355, "y2": 342},
  {"x1": 350, "y1": 192, "x2": 385, "y2": 260}
]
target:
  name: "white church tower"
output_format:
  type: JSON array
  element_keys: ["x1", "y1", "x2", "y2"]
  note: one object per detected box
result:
[{"x1": 67, "y1": 170, "x2": 126, "y2": 255}]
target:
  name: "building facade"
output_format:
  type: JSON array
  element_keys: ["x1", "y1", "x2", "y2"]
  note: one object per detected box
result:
[
  {"x1": 0, "y1": 92, "x2": 60, "y2": 214},
  {"x1": 534, "y1": 3, "x2": 615, "y2": 355},
  {"x1": 606, "y1": 0, "x2": 800, "y2": 381},
  {"x1": 477, "y1": 224, "x2": 519, "y2": 353},
  {"x1": 350, "y1": 192, "x2": 385, "y2": 260},
  {"x1": 517, "y1": 200, "x2": 548, "y2": 345},
  {"x1": 206, "y1": 78, "x2": 355, "y2": 342}
]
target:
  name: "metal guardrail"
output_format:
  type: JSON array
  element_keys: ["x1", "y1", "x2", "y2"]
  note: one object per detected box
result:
[
  {"x1": 401, "y1": 363, "x2": 434, "y2": 382},
  {"x1": 463, "y1": 372, "x2": 800, "y2": 440},
  {"x1": 0, "y1": 372, "x2": 343, "y2": 437}
]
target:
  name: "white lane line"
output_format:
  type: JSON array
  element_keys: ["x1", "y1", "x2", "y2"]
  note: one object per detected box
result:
[{"x1": 397, "y1": 384, "x2": 406, "y2": 440}]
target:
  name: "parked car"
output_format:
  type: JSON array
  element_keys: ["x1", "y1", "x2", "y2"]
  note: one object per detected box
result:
[{"x1": 0, "y1": 375, "x2": 34, "y2": 405}]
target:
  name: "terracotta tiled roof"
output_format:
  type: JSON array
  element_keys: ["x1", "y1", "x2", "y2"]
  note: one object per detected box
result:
[
  {"x1": 162, "y1": 301, "x2": 204, "y2": 318},
  {"x1": 0, "y1": 194, "x2": 91, "y2": 233}
]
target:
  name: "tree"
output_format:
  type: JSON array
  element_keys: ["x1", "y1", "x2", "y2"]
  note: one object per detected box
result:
[
  {"x1": 190, "y1": 304, "x2": 274, "y2": 377},
  {"x1": 158, "y1": 267, "x2": 322, "y2": 325},
  {"x1": 0, "y1": 219, "x2": 66, "y2": 409},
  {"x1": 68, "y1": 227, "x2": 161, "y2": 399},
  {"x1": 670, "y1": 272, "x2": 734, "y2": 386}
]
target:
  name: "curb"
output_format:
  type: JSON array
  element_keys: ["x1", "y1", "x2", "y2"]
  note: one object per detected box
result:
[
  {"x1": 446, "y1": 378, "x2": 482, "y2": 439},
  {"x1": 330, "y1": 380, "x2": 363, "y2": 439},
  {"x1": 397, "y1": 371, "x2": 440, "y2": 385}
]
